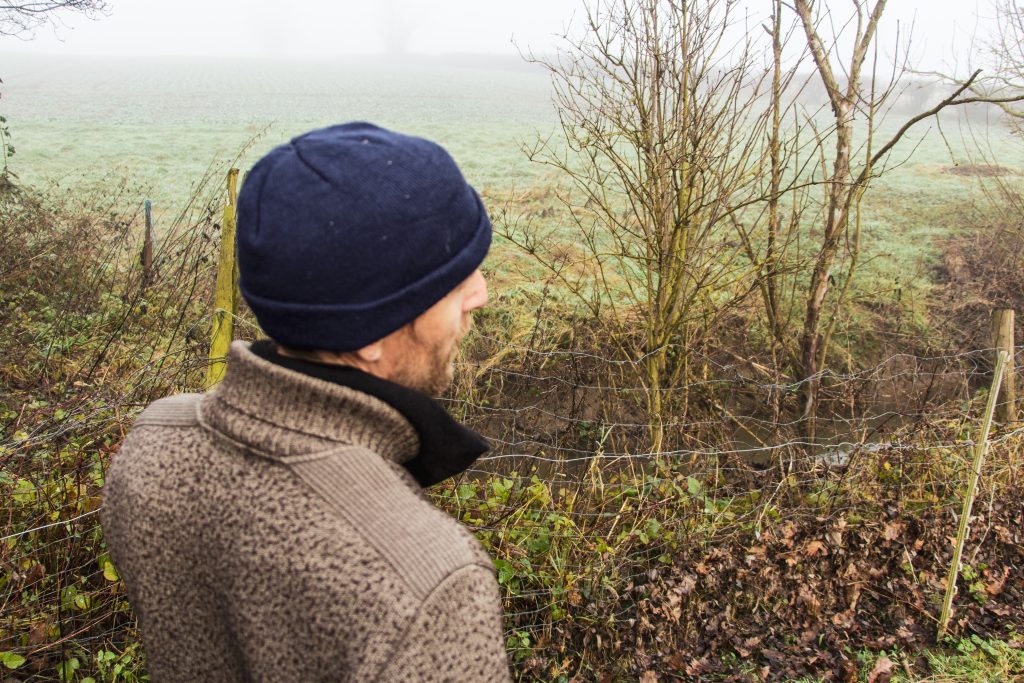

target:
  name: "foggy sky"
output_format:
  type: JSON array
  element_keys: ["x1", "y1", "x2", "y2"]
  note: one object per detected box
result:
[{"x1": 0, "y1": 0, "x2": 997, "y2": 74}]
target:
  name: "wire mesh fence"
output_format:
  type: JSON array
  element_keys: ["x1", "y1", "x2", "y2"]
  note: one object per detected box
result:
[
  {"x1": 2, "y1": 166, "x2": 1022, "y2": 681},
  {"x1": 3, "y1": 315, "x2": 1020, "y2": 679}
]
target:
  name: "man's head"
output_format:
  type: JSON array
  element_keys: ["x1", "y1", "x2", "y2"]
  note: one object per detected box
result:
[{"x1": 236, "y1": 122, "x2": 491, "y2": 394}]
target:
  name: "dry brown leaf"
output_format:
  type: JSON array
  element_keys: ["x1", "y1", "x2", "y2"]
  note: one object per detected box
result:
[
  {"x1": 639, "y1": 671, "x2": 658, "y2": 683},
  {"x1": 804, "y1": 539, "x2": 827, "y2": 557},
  {"x1": 867, "y1": 655, "x2": 894, "y2": 683},
  {"x1": 831, "y1": 609, "x2": 855, "y2": 628},
  {"x1": 28, "y1": 620, "x2": 49, "y2": 646},
  {"x1": 882, "y1": 521, "x2": 905, "y2": 541},
  {"x1": 798, "y1": 585, "x2": 821, "y2": 614},
  {"x1": 982, "y1": 566, "x2": 1010, "y2": 595}
]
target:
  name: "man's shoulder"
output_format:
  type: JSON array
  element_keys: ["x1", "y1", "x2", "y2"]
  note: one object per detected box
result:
[
  {"x1": 291, "y1": 447, "x2": 495, "y2": 602},
  {"x1": 132, "y1": 393, "x2": 203, "y2": 428}
]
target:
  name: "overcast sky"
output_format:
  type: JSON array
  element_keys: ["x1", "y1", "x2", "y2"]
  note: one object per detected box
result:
[{"x1": 0, "y1": 0, "x2": 997, "y2": 73}]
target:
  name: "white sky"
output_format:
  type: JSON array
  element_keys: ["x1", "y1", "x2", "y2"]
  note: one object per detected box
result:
[{"x1": 0, "y1": 0, "x2": 997, "y2": 73}]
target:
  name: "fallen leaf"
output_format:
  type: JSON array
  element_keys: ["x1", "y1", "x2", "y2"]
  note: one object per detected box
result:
[
  {"x1": 798, "y1": 585, "x2": 821, "y2": 615},
  {"x1": 867, "y1": 655, "x2": 894, "y2": 683},
  {"x1": 882, "y1": 521, "x2": 905, "y2": 541},
  {"x1": 742, "y1": 636, "x2": 762, "y2": 649},
  {"x1": 832, "y1": 609, "x2": 855, "y2": 628},
  {"x1": 639, "y1": 671, "x2": 658, "y2": 683},
  {"x1": 984, "y1": 566, "x2": 1010, "y2": 595},
  {"x1": 28, "y1": 621, "x2": 48, "y2": 646},
  {"x1": 804, "y1": 539, "x2": 827, "y2": 557}
]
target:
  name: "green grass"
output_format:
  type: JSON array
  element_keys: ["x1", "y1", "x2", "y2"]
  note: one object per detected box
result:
[
  {"x1": 786, "y1": 636, "x2": 1024, "y2": 683},
  {"x1": 4, "y1": 52, "x2": 1023, "y2": 336},
  {"x1": 0, "y1": 53, "x2": 554, "y2": 208}
]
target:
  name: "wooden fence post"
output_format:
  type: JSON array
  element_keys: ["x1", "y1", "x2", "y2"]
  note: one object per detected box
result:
[
  {"x1": 206, "y1": 169, "x2": 240, "y2": 388},
  {"x1": 142, "y1": 199, "x2": 154, "y2": 289},
  {"x1": 937, "y1": 349, "x2": 1009, "y2": 641},
  {"x1": 992, "y1": 309, "x2": 1017, "y2": 423}
]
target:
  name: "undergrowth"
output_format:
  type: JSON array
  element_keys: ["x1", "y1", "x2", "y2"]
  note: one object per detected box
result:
[{"x1": 1, "y1": 176, "x2": 1022, "y2": 682}]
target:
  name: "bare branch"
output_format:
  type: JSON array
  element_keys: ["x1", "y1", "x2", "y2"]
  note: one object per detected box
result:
[{"x1": 0, "y1": 0, "x2": 107, "y2": 37}]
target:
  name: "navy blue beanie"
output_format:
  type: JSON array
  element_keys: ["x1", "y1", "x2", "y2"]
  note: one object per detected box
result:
[{"x1": 236, "y1": 122, "x2": 492, "y2": 351}]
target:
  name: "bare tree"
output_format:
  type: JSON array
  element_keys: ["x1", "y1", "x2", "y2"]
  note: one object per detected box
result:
[
  {"x1": 789, "y1": 0, "x2": 1024, "y2": 434},
  {"x1": 963, "y1": 0, "x2": 1024, "y2": 133},
  {"x1": 502, "y1": 0, "x2": 792, "y2": 451},
  {"x1": 0, "y1": 0, "x2": 107, "y2": 38}
]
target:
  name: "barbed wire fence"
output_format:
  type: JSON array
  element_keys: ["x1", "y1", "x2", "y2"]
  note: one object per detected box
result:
[
  {"x1": 440, "y1": 334, "x2": 1023, "y2": 657},
  {"x1": 1, "y1": 174, "x2": 1022, "y2": 678},
  {"x1": 2, "y1": 328, "x2": 1022, "y2": 678}
]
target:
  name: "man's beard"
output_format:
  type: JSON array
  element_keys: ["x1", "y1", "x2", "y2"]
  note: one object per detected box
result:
[
  {"x1": 390, "y1": 313, "x2": 472, "y2": 396},
  {"x1": 390, "y1": 340, "x2": 455, "y2": 397}
]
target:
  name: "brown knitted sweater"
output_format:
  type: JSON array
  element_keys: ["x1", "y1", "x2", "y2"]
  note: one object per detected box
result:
[{"x1": 102, "y1": 341, "x2": 512, "y2": 682}]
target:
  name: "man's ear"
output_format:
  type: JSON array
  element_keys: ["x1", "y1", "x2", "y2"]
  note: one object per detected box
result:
[{"x1": 353, "y1": 340, "x2": 383, "y2": 363}]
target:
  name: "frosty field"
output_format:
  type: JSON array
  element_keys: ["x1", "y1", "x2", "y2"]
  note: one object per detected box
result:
[{"x1": 2, "y1": 51, "x2": 1023, "y2": 287}]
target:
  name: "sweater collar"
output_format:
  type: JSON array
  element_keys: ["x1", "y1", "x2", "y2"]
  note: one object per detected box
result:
[{"x1": 200, "y1": 340, "x2": 488, "y2": 487}]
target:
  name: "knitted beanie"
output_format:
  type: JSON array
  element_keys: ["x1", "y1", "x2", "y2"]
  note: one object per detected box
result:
[{"x1": 236, "y1": 122, "x2": 492, "y2": 352}]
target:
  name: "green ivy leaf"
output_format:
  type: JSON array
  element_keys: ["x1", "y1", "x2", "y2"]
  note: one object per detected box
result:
[
  {"x1": 494, "y1": 558, "x2": 515, "y2": 586},
  {"x1": 1, "y1": 652, "x2": 26, "y2": 669},
  {"x1": 686, "y1": 476, "x2": 702, "y2": 497},
  {"x1": 102, "y1": 560, "x2": 119, "y2": 582},
  {"x1": 12, "y1": 479, "x2": 35, "y2": 505},
  {"x1": 57, "y1": 657, "x2": 80, "y2": 681}
]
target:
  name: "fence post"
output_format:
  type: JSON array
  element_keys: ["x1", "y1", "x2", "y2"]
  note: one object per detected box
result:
[
  {"x1": 142, "y1": 199, "x2": 154, "y2": 289},
  {"x1": 206, "y1": 169, "x2": 240, "y2": 388},
  {"x1": 936, "y1": 350, "x2": 1009, "y2": 641},
  {"x1": 992, "y1": 309, "x2": 1017, "y2": 423}
]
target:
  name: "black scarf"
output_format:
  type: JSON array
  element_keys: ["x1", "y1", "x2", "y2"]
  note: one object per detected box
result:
[{"x1": 250, "y1": 340, "x2": 489, "y2": 487}]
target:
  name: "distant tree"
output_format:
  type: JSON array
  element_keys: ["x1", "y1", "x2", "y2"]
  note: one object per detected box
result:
[
  {"x1": 0, "y1": 0, "x2": 108, "y2": 38},
  {"x1": 973, "y1": 0, "x2": 1024, "y2": 133}
]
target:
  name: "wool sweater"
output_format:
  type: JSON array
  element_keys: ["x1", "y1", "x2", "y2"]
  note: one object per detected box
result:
[{"x1": 101, "y1": 341, "x2": 512, "y2": 682}]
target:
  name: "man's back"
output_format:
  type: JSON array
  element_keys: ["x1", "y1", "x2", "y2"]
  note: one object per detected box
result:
[{"x1": 102, "y1": 342, "x2": 511, "y2": 682}]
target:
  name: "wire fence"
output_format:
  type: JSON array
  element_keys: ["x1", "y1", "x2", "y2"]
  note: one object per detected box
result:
[
  {"x1": 439, "y1": 337, "x2": 1024, "y2": 651},
  {"x1": 4, "y1": 324, "x2": 1020, "y2": 680},
  {"x1": 1, "y1": 173, "x2": 1022, "y2": 681}
]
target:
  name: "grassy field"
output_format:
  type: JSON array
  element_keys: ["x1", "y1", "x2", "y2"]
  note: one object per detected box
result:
[
  {"x1": 2, "y1": 52, "x2": 1023, "y2": 682},
  {"x1": 4, "y1": 52, "x2": 1024, "y2": 320},
  {"x1": 1, "y1": 54, "x2": 553, "y2": 202}
]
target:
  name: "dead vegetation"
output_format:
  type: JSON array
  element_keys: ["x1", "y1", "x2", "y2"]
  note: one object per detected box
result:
[
  {"x1": 934, "y1": 185, "x2": 1024, "y2": 354},
  {"x1": 943, "y1": 164, "x2": 1017, "y2": 177}
]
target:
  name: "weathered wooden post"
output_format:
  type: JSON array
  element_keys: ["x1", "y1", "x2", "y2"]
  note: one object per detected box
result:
[
  {"x1": 206, "y1": 169, "x2": 240, "y2": 388},
  {"x1": 937, "y1": 349, "x2": 1009, "y2": 641},
  {"x1": 142, "y1": 199, "x2": 154, "y2": 289},
  {"x1": 992, "y1": 309, "x2": 1017, "y2": 423}
]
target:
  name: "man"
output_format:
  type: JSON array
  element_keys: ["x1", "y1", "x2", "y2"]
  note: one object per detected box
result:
[{"x1": 102, "y1": 122, "x2": 513, "y2": 682}]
